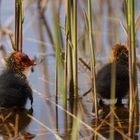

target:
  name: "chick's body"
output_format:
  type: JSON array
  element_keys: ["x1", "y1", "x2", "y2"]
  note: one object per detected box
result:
[
  {"x1": 96, "y1": 63, "x2": 129, "y2": 99},
  {"x1": 0, "y1": 71, "x2": 32, "y2": 107},
  {"x1": 96, "y1": 44, "x2": 129, "y2": 105},
  {"x1": 0, "y1": 52, "x2": 34, "y2": 108}
]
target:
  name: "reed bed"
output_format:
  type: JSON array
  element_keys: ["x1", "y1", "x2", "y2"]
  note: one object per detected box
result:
[{"x1": 0, "y1": 0, "x2": 140, "y2": 139}]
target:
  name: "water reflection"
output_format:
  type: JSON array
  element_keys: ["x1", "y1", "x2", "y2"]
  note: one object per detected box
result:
[
  {"x1": 0, "y1": 107, "x2": 35, "y2": 139},
  {"x1": 91, "y1": 106, "x2": 139, "y2": 140}
]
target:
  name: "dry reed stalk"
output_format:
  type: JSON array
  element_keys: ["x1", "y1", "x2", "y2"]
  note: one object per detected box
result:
[{"x1": 14, "y1": 0, "x2": 23, "y2": 52}]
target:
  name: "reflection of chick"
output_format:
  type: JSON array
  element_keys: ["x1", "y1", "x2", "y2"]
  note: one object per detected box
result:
[
  {"x1": 0, "y1": 51, "x2": 34, "y2": 108},
  {"x1": 96, "y1": 44, "x2": 129, "y2": 106},
  {"x1": 0, "y1": 108, "x2": 34, "y2": 139}
]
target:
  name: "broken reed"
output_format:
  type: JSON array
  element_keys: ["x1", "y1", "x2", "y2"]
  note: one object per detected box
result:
[{"x1": 127, "y1": 0, "x2": 138, "y2": 137}]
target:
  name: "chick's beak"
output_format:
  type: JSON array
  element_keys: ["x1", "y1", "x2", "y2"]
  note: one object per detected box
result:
[
  {"x1": 28, "y1": 59, "x2": 35, "y2": 66},
  {"x1": 23, "y1": 57, "x2": 36, "y2": 67}
]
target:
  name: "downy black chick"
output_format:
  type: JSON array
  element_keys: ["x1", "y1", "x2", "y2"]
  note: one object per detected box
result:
[
  {"x1": 96, "y1": 44, "x2": 129, "y2": 106},
  {"x1": 0, "y1": 51, "x2": 34, "y2": 108}
]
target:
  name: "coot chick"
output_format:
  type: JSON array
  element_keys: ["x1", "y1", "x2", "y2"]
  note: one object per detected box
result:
[
  {"x1": 0, "y1": 51, "x2": 34, "y2": 108},
  {"x1": 96, "y1": 44, "x2": 129, "y2": 106}
]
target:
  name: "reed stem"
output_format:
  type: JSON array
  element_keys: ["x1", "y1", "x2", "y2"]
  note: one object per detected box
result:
[
  {"x1": 51, "y1": 0, "x2": 64, "y2": 105},
  {"x1": 71, "y1": 0, "x2": 78, "y2": 97},
  {"x1": 127, "y1": 0, "x2": 138, "y2": 137},
  {"x1": 88, "y1": 0, "x2": 98, "y2": 117},
  {"x1": 14, "y1": 0, "x2": 23, "y2": 52}
]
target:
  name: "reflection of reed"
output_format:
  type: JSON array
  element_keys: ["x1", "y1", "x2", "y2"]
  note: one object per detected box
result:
[
  {"x1": 69, "y1": 98, "x2": 78, "y2": 140},
  {"x1": 0, "y1": 108, "x2": 34, "y2": 139},
  {"x1": 91, "y1": 106, "x2": 138, "y2": 140}
]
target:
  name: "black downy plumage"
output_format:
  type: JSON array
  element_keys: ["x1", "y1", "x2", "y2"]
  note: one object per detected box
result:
[
  {"x1": 96, "y1": 44, "x2": 129, "y2": 106},
  {"x1": 0, "y1": 51, "x2": 34, "y2": 108}
]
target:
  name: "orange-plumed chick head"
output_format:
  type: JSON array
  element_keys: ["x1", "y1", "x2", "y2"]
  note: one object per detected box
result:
[
  {"x1": 6, "y1": 51, "x2": 34, "y2": 73},
  {"x1": 112, "y1": 44, "x2": 128, "y2": 65}
]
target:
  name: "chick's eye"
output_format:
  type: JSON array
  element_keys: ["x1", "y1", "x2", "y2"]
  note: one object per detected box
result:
[{"x1": 21, "y1": 56, "x2": 28, "y2": 62}]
